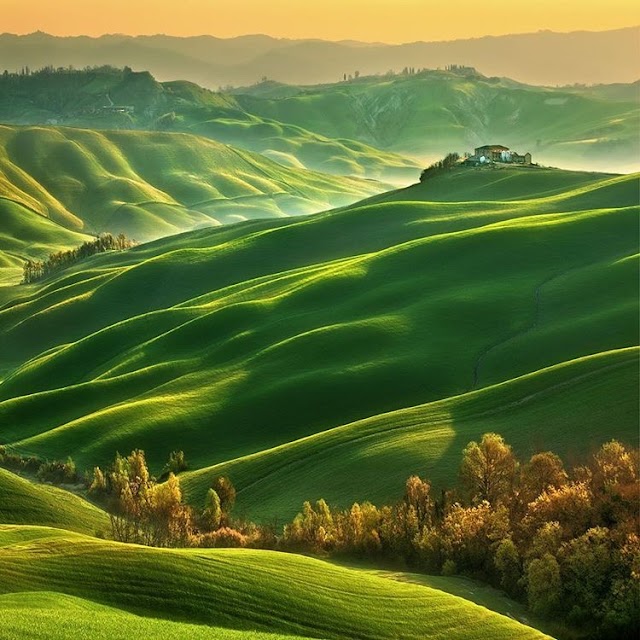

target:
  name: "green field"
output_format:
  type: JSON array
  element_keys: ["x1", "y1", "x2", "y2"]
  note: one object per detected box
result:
[
  {"x1": 0, "y1": 467, "x2": 109, "y2": 535},
  {"x1": 0, "y1": 525, "x2": 551, "y2": 639},
  {"x1": 0, "y1": 167, "x2": 636, "y2": 514}
]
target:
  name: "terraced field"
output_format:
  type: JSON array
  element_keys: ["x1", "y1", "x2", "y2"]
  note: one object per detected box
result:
[
  {"x1": 0, "y1": 526, "x2": 551, "y2": 639},
  {"x1": 0, "y1": 166, "x2": 636, "y2": 520}
]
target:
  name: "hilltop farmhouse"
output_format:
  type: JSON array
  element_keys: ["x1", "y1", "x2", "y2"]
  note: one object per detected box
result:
[{"x1": 471, "y1": 145, "x2": 532, "y2": 165}]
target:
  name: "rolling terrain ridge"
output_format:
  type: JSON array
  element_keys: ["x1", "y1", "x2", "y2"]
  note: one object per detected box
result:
[
  {"x1": 0, "y1": 525, "x2": 552, "y2": 639},
  {"x1": 1, "y1": 66, "x2": 637, "y2": 175},
  {"x1": 0, "y1": 123, "x2": 389, "y2": 283},
  {"x1": 0, "y1": 28, "x2": 637, "y2": 86},
  {"x1": 0, "y1": 166, "x2": 637, "y2": 523}
]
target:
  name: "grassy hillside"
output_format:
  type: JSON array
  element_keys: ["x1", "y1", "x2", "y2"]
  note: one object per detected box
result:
[
  {"x1": 0, "y1": 124, "x2": 387, "y2": 280},
  {"x1": 0, "y1": 525, "x2": 551, "y2": 639},
  {"x1": 0, "y1": 167, "x2": 636, "y2": 520},
  {"x1": 1, "y1": 66, "x2": 638, "y2": 178},
  {"x1": 0, "y1": 467, "x2": 109, "y2": 535},
  {"x1": 0, "y1": 68, "x2": 420, "y2": 183},
  {"x1": 236, "y1": 71, "x2": 640, "y2": 172},
  {"x1": 181, "y1": 348, "x2": 639, "y2": 521},
  {"x1": 0, "y1": 592, "x2": 311, "y2": 640},
  {"x1": 0, "y1": 198, "x2": 91, "y2": 285}
]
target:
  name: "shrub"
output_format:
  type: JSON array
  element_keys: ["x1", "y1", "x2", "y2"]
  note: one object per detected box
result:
[{"x1": 198, "y1": 527, "x2": 248, "y2": 548}]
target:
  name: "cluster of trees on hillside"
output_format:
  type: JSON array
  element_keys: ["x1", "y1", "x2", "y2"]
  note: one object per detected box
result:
[
  {"x1": 1, "y1": 64, "x2": 130, "y2": 81},
  {"x1": 22, "y1": 233, "x2": 135, "y2": 284},
  {"x1": 87, "y1": 450, "x2": 273, "y2": 549},
  {"x1": 0, "y1": 446, "x2": 79, "y2": 484},
  {"x1": 281, "y1": 436, "x2": 639, "y2": 640},
  {"x1": 420, "y1": 152, "x2": 461, "y2": 181}
]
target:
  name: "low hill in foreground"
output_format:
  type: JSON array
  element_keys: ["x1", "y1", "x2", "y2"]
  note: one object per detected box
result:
[
  {"x1": 0, "y1": 467, "x2": 108, "y2": 535},
  {"x1": 0, "y1": 166, "x2": 636, "y2": 521},
  {"x1": 0, "y1": 525, "x2": 551, "y2": 639}
]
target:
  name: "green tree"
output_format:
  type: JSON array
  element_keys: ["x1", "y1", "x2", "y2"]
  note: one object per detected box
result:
[
  {"x1": 460, "y1": 433, "x2": 517, "y2": 504},
  {"x1": 202, "y1": 489, "x2": 222, "y2": 531},
  {"x1": 495, "y1": 538, "x2": 522, "y2": 596},
  {"x1": 211, "y1": 476, "x2": 236, "y2": 516},
  {"x1": 527, "y1": 553, "x2": 562, "y2": 616}
]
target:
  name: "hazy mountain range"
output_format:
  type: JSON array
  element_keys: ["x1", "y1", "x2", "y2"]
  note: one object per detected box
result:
[{"x1": 1, "y1": 27, "x2": 638, "y2": 88}]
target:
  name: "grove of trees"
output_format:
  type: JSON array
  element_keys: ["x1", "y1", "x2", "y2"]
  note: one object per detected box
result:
[
  {"x1": 22, "y1": 233, "x2": 135, "y2": 284},
  {"x1": 281, "y1": 435, "x2": 639, "y2": 639},
  {"x1": 420, "y1": 152, "x2": 461, "y2": 181}
]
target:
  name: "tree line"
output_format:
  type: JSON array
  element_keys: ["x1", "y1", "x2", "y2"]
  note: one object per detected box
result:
[
  {"x1": 420, "y1": 152, "x2": 461, "y2": 181},
  {"x1": 22, "y1": 233, "x2": 135, "y2": 284},
  {"x1": 2, "y1": 434, "x2": 637, "y2": 639}
]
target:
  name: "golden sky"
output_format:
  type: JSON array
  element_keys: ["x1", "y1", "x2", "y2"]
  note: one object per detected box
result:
[{"x1": 1, "y1": 0, "x2": 638, "y2": 42}]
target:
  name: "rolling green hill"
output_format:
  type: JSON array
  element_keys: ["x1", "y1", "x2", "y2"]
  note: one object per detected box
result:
[
  {"x1": 181, "y1": 348, "x2": 638, "y2": 521},
  {"x1": 0, "y1": 167, "x2": 636, "y2": 522},
  {"x1": 0, "y1": 68, "x2": 420, "y2": 183},
  {"x1": 0, "y1": 123, "x2": 389, "y2": 283},
  {"x1": 1, "y1": 65, "x2": 638, "y2": 179},
  {"x1": 0, "y1": 197, "x2": 91, "y2": 285},
  {"x1": 0, "y1": 525, "x2": 551, "y2": 639},
  {"x1": 235, "y1": 71, "x2": 640, "y2": 172},
  {"x1": 0, "y1": 467, "x2": 109, "y2": 535}
]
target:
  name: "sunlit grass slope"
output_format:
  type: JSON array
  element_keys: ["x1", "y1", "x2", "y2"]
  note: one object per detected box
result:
[
  {"x1": 0, "y1": 593, "x2": 312, "y2": 640},
  {"x1": 0, "y1": 468, "x2": 108, "y2": 535},
  {"x1": 0, "y1": 168, "x2": 636, "y2": 511},
  {"x1": 0, "y1": 526, "x2": 551, "y2": 639},
  {"x1": 181, "y1": 348, "x2": 638, "y2": 521},
  {"x1": 0, "y1": 124, "x2": 386, "y2": 245}
]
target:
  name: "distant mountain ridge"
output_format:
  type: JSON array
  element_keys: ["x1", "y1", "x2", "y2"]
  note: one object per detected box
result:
[{"x1": 1, "y1": 27, "x2": 638, "y2": 87}]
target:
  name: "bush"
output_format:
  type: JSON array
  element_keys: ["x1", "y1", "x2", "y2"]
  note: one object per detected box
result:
[
  {"x1": 198, "y1": 527, "x2": 248, "y2": 548},
  {"x1": 36, "y1": 457, "x2": 78, "y2": 484},
  {"x1": 442, "y1": 559, "x2": 457, "y2": 576}
]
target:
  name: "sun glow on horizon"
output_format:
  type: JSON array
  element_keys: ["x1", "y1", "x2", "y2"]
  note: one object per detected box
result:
[{"x1": 1, "y1": 0, "x2": 638, "y2": 43}]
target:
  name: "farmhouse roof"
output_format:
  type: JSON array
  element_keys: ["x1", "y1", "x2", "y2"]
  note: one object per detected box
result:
[{"x1": 476, "y1": 144, "x2": 510, "y2": 151}]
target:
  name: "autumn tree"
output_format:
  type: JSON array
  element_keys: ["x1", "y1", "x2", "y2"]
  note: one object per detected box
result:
[
  {"x1": 460, "y1": 433, "x2": 517, "y2": 504},
  {"x1": 523, "y1": 482, "x2": 594, "y2": 541},
  {"x1": 404, "y1": 475, "x2": 433, "y2": 530},
  {"x1": 145, "y1": 472, "x2": 192, "y2": 546},
  {"x1": 519, "y1": 451, "x2": 568, "y2": 505}
]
